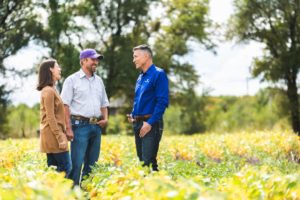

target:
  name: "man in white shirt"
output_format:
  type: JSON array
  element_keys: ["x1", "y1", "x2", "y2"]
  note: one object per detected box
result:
[{"x1": 61, "y1": 48, "x2": 109, "y2": 185}]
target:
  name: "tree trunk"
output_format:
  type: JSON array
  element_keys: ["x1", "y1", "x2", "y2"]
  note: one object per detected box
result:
[{"x1": 286, "y1": 72, "x2": 300, "y2": 135}]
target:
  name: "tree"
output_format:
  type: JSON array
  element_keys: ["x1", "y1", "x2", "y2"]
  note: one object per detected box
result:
[
  {"x1": 154, "y1": 0, "x2": 214, "y2": 94},
  {"x1": 74, "y1": 0, "x2": 157, "y2": 100},
  {"x1": 177, "y1": 89, "x2": 208, "y2": 134},
  {"x1": 228, "y1": 0, "x2": 300, "y2": 134},
  {"x1": 73, "y1": 0, "x2": 214, "y2": 100},
  {"x1": 7, "y1": 104, "x2": 40, "y2": 138},
  {"x1": 36, "y1": 0, "x2": 156, "y2": 98},
  {"x1": 35, "y1": 0, "x2": 81, "y2": 90},
  {"x1": 0, "y1": 0, "x2": 42, "y2": 70},
  {"x1": 0, "y1": 0, "x2": 42, "y2": 136},
  {"x1": 0, "y1": 85, "x2": 10, "y2": 137},
  {"x1": 152, "y1": 0, "x2": 214, "y2": 133}
]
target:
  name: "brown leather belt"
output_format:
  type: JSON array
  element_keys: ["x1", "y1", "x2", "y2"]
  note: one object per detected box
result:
[
  {"x1": 71, "y1": 115, "x2": 103, "y2": 124},
  {"x1": 134, "y1": 114, "x2": 151, "y2": 121}
]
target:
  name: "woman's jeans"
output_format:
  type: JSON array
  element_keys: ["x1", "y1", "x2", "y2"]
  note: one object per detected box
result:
[
  {"x1": 47, "y1": 151, "x2": 72, "y2": 178},
  {"x1": 133, "y1": 119, "x2": 163, "y2": 171},
  {"x1": 69, "y1": 119, "x2": 102, "y2": 185}
]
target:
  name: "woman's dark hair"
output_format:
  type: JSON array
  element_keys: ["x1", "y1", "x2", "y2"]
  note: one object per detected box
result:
[{"x1": 37, "y1": 59, "x2": 57, "y2": 91}]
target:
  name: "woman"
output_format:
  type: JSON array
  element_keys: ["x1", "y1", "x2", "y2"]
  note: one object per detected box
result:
[{"x1": 37, "y1": 59, "x2": 71, "y2": 177}]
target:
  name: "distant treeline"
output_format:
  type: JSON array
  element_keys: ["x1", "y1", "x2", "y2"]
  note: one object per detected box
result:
[
  {"x1": 164, "y1": 87, "x2": 291, "y2": 134},
  {"x1": 3, "y1": 87, "x2": 292, "y2": 138}
]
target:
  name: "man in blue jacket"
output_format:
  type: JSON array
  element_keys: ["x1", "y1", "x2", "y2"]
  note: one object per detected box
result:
[{"x1": 127, "y1": 44, "x2": 169, "y2": 171}]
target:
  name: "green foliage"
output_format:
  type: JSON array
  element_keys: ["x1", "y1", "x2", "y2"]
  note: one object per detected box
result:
[
  {"x1": 152, "y1": 0, "x2": 214, "y2": 132},
  {"x1": 0, "y1": 0, "x2": 43, "y2": 68},
  {"x1": 163, "y1": 0, "x2": 214, "y2": 50},
  {"x1": 166, "y1": 87, "x2": 291, "y2": 134},
  {"x1": 35, "y1": 0, "x2": 81, "y2": 91},
  {"x1": 164, "y1": 105, "x2": 183, "y2": 134},
  {"x1": 106, "y1": 114, "x2": 129, "y2": 135},
  {"x1": 36, "y1": 0, "x2": 214, "y2": 102},
  {"x1": 179, "y1": 92, "x2": 207, "y2": 134},
  {"x1": 228, "y1": 0, "x2": 300, "y2": 83},
  {"x1": 0, "y1": 85, "x2": 10, "y2": 138},
  {"x1": 7, "y1": 104, "x2": 40, "y2": 138},
  {"x1": 228, "y1": 0, "x2": 300, "y2": 133},
  {"x1": 0, "y1": 0, "x2": 42, "y2": 134},
  {"x1": 167, "y1": 89, "x2": 208, "y2": 134},
  {"x1": 72, "y1": 0, "x2": 156, "y2": 99},
  {"x1": 154, "y1": 0, "x2": 214, "y2": 94},
  {"x1": 205, "y1": 88, "x2": 291, "y2": 132}
]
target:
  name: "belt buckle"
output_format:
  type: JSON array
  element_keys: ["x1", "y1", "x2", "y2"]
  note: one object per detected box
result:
[{"x1": 89, "y1": 117, "x2": 98, "y2": 124}]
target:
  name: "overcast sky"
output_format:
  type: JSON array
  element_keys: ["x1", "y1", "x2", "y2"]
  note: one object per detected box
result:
[{"x1": 4, "y1": 0, "x2": 268, "y2": 107}]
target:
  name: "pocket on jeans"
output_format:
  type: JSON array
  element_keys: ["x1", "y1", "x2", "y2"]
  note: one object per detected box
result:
[
  {"x1": 71, "y1": 119, "x2": 80, "y2": 130},
  {"x1": 158, "y1": 120, "x2": 164, "y2": 135},
  {"x1": 133, "y1": 121, "x2": 143, "y2": 132}
]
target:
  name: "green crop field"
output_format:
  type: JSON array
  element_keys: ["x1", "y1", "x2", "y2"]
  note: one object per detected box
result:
[{"x1": 1, "y1": 131, "x2": 300, "y2": 199}]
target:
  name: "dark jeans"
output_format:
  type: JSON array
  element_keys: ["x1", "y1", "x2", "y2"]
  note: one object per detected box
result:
[
  {"x1": 47, "y1": 151, "x2": 72, "y2": 178},
  {"x1": 69, "y1": 119, "x2": 102, "y2": 185},
  {"x1": 133, "y1": 119, "x2": 163, "y2": 171}
]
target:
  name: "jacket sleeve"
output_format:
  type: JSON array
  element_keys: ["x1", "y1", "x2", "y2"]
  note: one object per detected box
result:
[
  {"x1": 42, "y1": 88, "x2": 66, "y2": 144},
  {"x1": 147, "y1": 70, "x2": 169, "y2": 125}
]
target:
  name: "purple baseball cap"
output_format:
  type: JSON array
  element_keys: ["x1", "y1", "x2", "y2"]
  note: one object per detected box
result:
[{"x1": 79, "y1": 48, "x2": 104, "y2": 60}]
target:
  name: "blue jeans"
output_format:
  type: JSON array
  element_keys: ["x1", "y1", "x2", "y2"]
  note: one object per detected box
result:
[
  {"x1": 133, "y1": 119, "x2": 163, "y2": 171},
  {"x1": 69, "y1": 119, "x2": 102, "y2": 185},
  {"x1": 47, "y1": 151, "x2": 72, "y2": 178}
]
